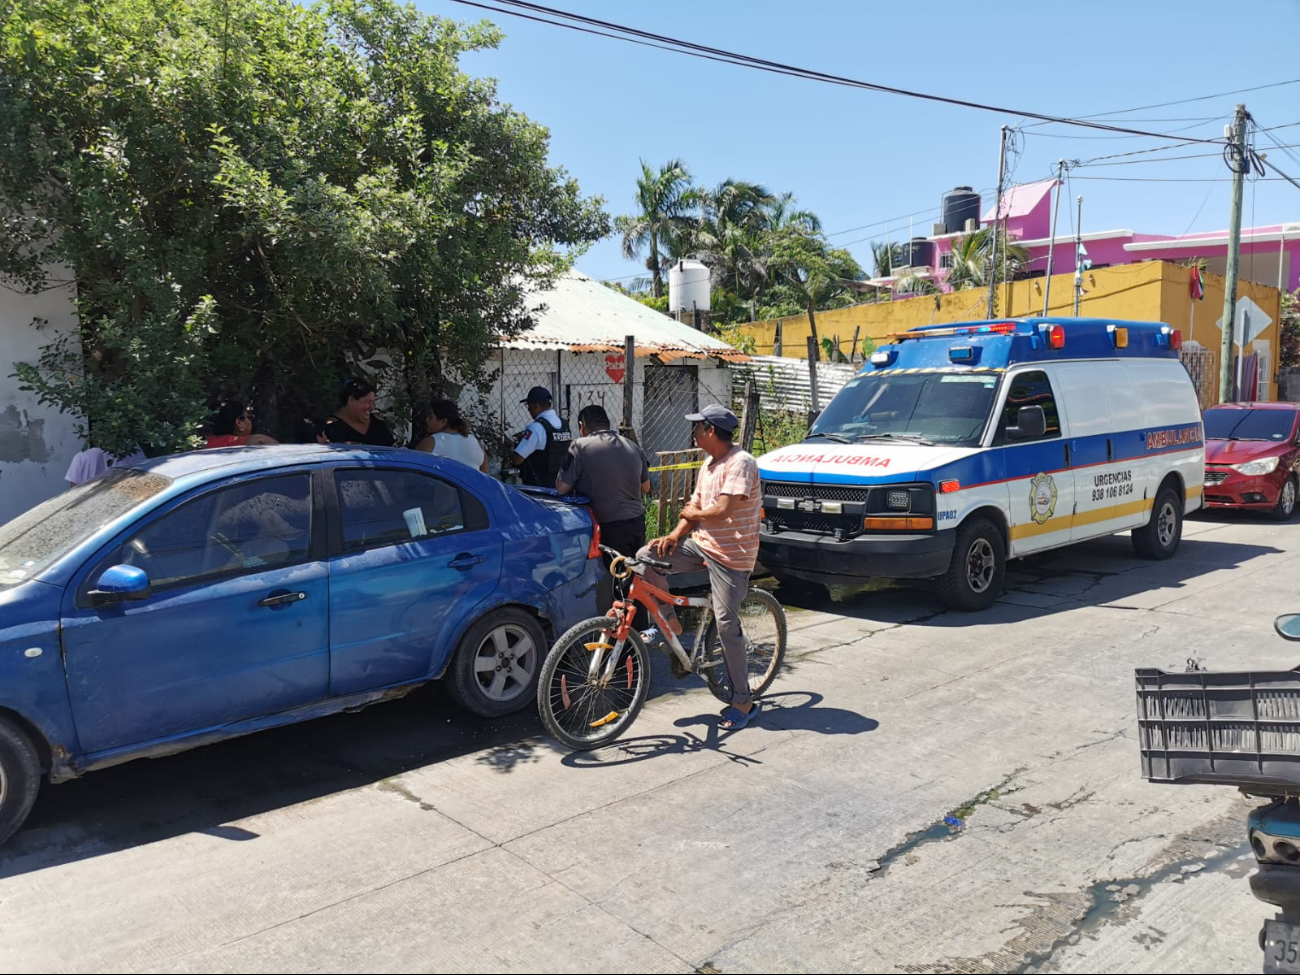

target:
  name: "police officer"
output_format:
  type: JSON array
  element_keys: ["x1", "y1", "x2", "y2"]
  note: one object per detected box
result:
[
  {"x1": 556, "y1": 404, "x2": 650, "y2": 558},
  {"x1": 510, "y1": 386, "x2": 572, "y2": 487}
]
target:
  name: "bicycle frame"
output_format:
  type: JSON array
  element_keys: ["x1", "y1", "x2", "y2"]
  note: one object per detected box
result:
[{"x1": 589, "y1": 570, "x2": 713, "y2": 683}]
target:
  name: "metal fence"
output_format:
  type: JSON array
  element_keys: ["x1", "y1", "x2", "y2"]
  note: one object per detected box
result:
[{"x1": 1179, "y1": 342, "x2": 1218, "y2": 409}]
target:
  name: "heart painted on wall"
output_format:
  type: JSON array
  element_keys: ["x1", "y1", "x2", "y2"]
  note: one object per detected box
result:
[{"x1": 605, "y1": 353, "x2": 626, "y2": 383}]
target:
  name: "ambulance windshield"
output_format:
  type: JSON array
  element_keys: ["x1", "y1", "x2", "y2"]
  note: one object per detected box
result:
[{"x1": 810, "y1": 371, "x2": 1000, "y2": 446}]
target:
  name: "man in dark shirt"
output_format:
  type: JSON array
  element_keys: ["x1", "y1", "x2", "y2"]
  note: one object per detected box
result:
[{"x1": 557, "y1": 404, "x2": 650, "y2": 558}]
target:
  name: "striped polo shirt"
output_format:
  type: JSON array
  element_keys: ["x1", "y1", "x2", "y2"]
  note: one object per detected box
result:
[{"x1": 692, "y1": 446, "x2": 761, "y2": 571}]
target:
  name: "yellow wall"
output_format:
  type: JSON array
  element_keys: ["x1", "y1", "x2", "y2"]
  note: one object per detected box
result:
[{"x1": 736, "y1": 261, "x2": 1282, "y2": 401}]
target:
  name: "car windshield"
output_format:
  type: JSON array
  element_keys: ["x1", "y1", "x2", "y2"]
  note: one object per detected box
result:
[
  {"x1": 0, "y1": 468, "x2": 171, "y2": 589},
  {"x1": 1203, "y1": 409, "x2": 1295, "y2": 442},
  {"x1": 810, "y1": 371, "x2": 1002, "y2": 446}
]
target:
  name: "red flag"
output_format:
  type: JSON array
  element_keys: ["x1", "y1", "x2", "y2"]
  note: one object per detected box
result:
[{"x1": 1190, "y1": 264, "x2": 1205, "y2": 301}]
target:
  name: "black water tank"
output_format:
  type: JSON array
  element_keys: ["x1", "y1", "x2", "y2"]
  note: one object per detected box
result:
[
  {"x1": 943, "y1": 186, "x2": 982, "y2": 235},
  {"x1": 906, "y1": 237, "x2": 935, "y2": 268}
]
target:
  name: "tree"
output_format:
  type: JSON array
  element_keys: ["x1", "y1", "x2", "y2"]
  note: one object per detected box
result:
[
  {"x1": 768, "y1": 227, "x2": 865, "y2": 352},
  {"x1": 1281, "y1": 287, "x2": 1299, "y2": 371},
  {"x1": 942, "y1": 227, "x2": 1029, "y2": 292},
  {"x1": 615, "y1": 159, "x2": 695, "y2": 299},
  {"x1": 1, "y1": 0, "x2": 607, "y2": 454},
  {"x1": 871, "y1": 242, "x2": 907, "y2": 279}
]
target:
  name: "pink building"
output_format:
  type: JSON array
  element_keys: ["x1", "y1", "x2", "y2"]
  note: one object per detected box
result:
[{"x1": 880, "y1": 179, "x2": 1300, "y2": 295}]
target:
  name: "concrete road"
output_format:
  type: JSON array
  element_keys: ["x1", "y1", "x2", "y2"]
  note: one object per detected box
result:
[{"x1": 1, "y1": 510, "x2": 1296, "y2": 973}]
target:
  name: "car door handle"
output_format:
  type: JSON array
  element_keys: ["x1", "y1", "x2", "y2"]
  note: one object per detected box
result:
[
  {"x1": 448, "y1": 553, "x2": 485, "y2": 570},
  {"x1": 258, "y1": 590, "x2": 307, "y2": 607}
]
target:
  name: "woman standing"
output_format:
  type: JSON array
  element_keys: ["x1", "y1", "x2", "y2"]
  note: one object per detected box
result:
[
  {"x1": 324, "y1": 378, "x2": 395, "y2": 446},
  {"x1": 205, "y1": 402, "x2": 278, "y2": 448},
  {"x1": 413, "y1": 399, "x2": 489, "y2": 472}
]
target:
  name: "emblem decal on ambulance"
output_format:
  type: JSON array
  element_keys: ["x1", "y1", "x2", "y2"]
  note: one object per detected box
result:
[{"x1": 1029, "y1": 472, "x2": 1058, "y2": 525}]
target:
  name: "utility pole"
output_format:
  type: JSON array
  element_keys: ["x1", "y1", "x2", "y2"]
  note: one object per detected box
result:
[
  {"x1": 987, "y1": 125, "x2": 1008, "y2": 319},
  {"x1": 1219, "y1": 104, "x2": 1249, "y2": 404},
  {"x1": 1072, "y1": 196, "x2": 1084, "y2": 317},
  {"x1": 1042, "y1": 159, "x2": 1066, "y2": 317}
]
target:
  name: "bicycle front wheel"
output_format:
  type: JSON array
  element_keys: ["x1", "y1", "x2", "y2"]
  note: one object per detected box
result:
[
  {"x1": 703, "y1": 588, "x2": 787, "y2": 704},
  {"x1": 538, "y1": 618, "x2": 651, "y2": 751}
]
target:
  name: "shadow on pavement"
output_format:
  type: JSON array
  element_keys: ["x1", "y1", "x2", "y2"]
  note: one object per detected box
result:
[
  {"x1": 559, "y1": 690, "x2": 878, "y2": 769},
  {"x1": 0, "y1": 684, "x2": 540, "y2": 880},
  {"x1": 768, "y1": 534, "x2": 1285, "y2": 626}
]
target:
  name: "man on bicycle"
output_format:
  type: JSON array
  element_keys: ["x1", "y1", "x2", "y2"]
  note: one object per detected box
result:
[{"x1": 638, "y1": 404, "x2": 763, "y2": 730}]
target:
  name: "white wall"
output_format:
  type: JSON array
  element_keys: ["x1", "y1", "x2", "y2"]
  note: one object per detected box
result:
[{"x1": 0, "y1": 280, "x2": 83, "y2": 524}]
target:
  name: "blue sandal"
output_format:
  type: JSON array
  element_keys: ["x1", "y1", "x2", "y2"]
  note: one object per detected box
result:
[{"x1": 719, "y1": 702, "x2": 761, "y2": 730}]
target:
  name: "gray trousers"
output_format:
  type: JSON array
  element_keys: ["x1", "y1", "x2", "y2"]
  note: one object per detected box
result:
[{"x1": 636, "y1": 537, "x2": 752, "y2": 707}]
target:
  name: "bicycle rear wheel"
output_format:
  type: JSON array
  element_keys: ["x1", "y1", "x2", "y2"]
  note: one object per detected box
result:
[
  {"x1": 702, "y1": 588, "x2": 787, "y2": 704},
  {"x1": 538, "y1": 618, "x2": 651, "y2": 750}
]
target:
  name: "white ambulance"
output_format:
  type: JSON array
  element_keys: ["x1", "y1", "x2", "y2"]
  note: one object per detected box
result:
[{"x1": 757, "y1": 318, "x2": 1205, "y2": 610}]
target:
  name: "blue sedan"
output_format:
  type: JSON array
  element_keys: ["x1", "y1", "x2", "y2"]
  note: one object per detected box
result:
[{"x1": 0, "y1": 445, "x2": 603, "y2": 845}]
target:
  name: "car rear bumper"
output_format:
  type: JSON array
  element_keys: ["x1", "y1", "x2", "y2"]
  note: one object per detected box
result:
[{"x1": 758, "y1": 528, "x2": 956, "y2": 583}]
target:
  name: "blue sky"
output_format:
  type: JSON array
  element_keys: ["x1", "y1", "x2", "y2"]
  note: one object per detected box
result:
[{"x1": 420, "y1": 0, "x2": 1300, "y2": 283}]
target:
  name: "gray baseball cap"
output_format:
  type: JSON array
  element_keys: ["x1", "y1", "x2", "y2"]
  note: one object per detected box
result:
[{"x1": 685, "y1": 404, "x2": 739, "y2": 432}]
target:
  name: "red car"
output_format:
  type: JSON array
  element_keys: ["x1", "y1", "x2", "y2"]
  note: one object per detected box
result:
[{"x1": 1203, "y1": 402, "x2": 1300, "y2": 521}]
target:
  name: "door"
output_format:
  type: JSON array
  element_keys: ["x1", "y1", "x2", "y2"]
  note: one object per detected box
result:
[
  {"x1": 327, "y1": 467, "x2": 503, "y2": 695},
  {"x1": 1050, "y1": 361, "x2": 1147, "y2": 539},
  {"x1": 642, "y1": 365, "x2": 699, "y2": 460},
  {"x1": 994, "y1": 369, "x2": 1075, "y2": 557},
  {"x1": 61, "y1": 472, "x2": 328, "y2": 755}
]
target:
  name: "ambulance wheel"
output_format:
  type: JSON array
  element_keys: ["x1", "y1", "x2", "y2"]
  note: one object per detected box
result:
[
  {"x1": 1133, "y1": 485, "x2": 1182, "y2": 560},
  {"x1": 937, "y1": 518, "x2": 1005, "y2": 612}
]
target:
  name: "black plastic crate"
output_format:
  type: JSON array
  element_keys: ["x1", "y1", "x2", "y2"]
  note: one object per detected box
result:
[{"x1": 1136, "y1": 667, "x2": 1300, "y2": 790}]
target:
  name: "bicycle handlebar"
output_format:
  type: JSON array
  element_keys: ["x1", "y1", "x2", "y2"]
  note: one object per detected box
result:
[{"x1": 597, "y1": 543, "x2": 672, "y2": 573}]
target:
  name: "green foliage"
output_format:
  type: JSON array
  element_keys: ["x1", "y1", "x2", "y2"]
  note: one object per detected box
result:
[
  {"x1": 1282, "y1": 287, "x2": 1300, "y2": 371},
  {"x1": 1, "y1": 0, "x2": 607, "y2": 454}
]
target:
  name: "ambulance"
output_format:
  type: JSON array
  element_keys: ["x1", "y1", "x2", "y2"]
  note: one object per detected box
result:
[{"x1": 757, "y1": 318, "x2": 1205, "y2": 610}]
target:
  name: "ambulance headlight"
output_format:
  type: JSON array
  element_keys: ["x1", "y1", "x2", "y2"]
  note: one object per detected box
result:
[
  {"x1": 887, "y1": 490, "x2": 911, "y2": 510},
  {"x1": 1232, "y1": 457, "x2": 1280, "y2": 476}
]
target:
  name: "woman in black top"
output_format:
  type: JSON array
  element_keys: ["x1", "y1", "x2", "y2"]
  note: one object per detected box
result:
[{"x1": 324, "y1": 378, "x2": 396, "y2": 446}]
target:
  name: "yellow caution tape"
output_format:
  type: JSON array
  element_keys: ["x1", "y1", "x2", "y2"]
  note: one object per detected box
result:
[{"x1": 647, "y1": 461, "x2": 700, "y2": 472}]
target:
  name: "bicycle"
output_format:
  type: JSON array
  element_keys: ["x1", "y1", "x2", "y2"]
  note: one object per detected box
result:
[{"x1": 537, "y1": 544, "x2": 787, "y2": 751}]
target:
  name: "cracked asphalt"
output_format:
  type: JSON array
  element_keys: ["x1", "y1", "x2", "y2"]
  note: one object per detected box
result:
[{"x1": 1, "y1": 510, "x2": 1295, "y2": 973}]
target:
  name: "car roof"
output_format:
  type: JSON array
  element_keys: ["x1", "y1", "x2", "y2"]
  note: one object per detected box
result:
[{"x1": 125, "y1": 444, "x2": 410, "y2": 481}]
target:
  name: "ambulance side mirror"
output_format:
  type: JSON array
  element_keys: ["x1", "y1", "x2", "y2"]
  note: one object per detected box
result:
[{"x1": 1008, "y1": 406, "x2": 1047, "y2": 440}]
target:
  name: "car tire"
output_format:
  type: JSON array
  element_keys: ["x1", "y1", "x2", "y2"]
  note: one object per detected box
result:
[
  {"x1": 936, "y1": 517, "x2": 1005, "y2": 612},
  {"x1": 0, "y1": 717, "x2": 40, "y2": 848},
  {"x1": 1133, "y1": 484, "x2": 1183, "y2": 560},
  {"x1": 445, "y1": 609, "x2": 548, "y2": 718},
  {"x1": 1271, "y1": 475, "x2": 1298, "y2": 523}
]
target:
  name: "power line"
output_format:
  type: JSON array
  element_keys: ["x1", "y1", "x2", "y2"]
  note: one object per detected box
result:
[
  {"x1": 1021, "y1": 77, "x2": 1300, "y2": 127},
  {"x1": 448, "y1": 0, "x2": 1227, "y2": 143}
]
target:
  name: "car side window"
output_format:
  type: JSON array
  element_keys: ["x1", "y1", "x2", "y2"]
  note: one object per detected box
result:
[
  {"x1": 107, "y1": 474, "x2": 312, "y2": 589},
  {"x1": 335, "y1": 469, "x2": 488, "y2": 552},
  {"x1": 994, "y1": 370, "x2": 1062, "y2": 444}
]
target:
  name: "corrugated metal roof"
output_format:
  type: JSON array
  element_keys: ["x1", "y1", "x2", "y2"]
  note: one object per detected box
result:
[
  {"x1": 500, "y1": 270, "x2": 748, "y2": 361},
  {"x1": 730, "y1": 355, "x2": 859, "y2": 412}
]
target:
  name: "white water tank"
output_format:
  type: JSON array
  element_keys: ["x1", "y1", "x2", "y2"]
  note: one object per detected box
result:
[{"x1": 668, "y1": 259, "x2": 710, "y2": 316}]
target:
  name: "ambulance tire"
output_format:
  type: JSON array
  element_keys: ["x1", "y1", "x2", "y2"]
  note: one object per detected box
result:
[
  {"x1": 1132, "y1": 485, "x2": 1183, "y2": 560},
  {"x1": 936, "y1": 518, "x2": 1006, "y2": 612}
]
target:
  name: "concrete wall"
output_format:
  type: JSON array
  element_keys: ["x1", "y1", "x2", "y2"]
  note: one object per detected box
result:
[
  {"x1": 735, "y1": 261, "x2": 1283, "y2": 402},
  {"x1": 0, "y1": 280, "x2": 83, "y2": 524}
]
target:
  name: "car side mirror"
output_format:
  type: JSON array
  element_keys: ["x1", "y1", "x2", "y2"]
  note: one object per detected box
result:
[
  {"x1": 89, "y1": 564, "x2": 151, "y2": 604},
  {"x1": 1007, "y1": 405, "x2": 1047, "y2": 440},
  {"x1": 1277, "y1": 615, "x2": 1300, "y2": 641}
]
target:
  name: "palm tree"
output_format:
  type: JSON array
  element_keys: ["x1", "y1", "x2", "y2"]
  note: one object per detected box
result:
[
  {"x1": 769, "y1": 191, "x2": 821, "y2": 233},
  {"x1": 871, "y1": 241, "x2": 907, "y2": 279},
  {"x1": 943, "y1": 227, "x2": 1030, "y2": 291},
  {"x1": 615, "y1": 159, "x2": 697, "y2": 298},
  {"x1": 691, "y1": 179, "x2": 778, "y2": 303},
  {"x1": 770, "y1": 226, "x2": 865, "y2": 351}
]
